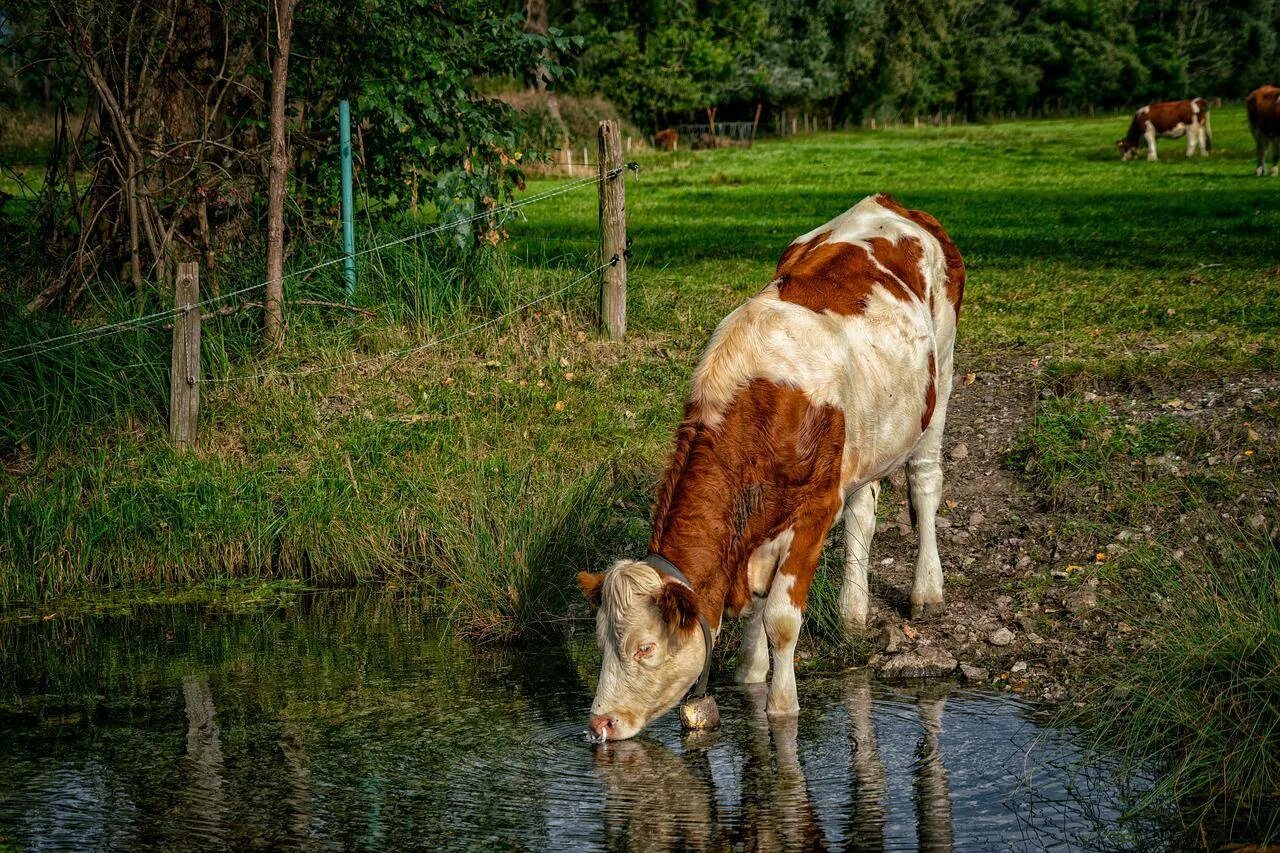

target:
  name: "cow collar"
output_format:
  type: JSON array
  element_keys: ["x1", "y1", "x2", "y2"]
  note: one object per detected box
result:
[{"x1": 643, "y1": 552, "x2": 713, "y2": 700}]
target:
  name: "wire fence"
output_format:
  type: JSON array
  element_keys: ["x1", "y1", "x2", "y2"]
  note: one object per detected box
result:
[
  {"x1": 0, "y1": 169, "x2": 619, "y2": 368},
  {"x1": 206, "y1": 256, "x2": 614, "y2": 385}
]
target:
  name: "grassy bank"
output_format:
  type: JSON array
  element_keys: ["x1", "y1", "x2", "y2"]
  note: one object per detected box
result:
[{"x1": 4, "y1": 108, "x2": 1278, "y2": 621}]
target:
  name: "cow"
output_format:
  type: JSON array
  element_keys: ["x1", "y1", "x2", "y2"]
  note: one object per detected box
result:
[
  {"x1": 1117, "y1": 98, "x2": 1211, "y2": 161},
  {"x1": 653, "y1": 128, "x2": 679, "y2": 151},
  {"x1": 577, "y1": 193, "x2": 965, "y2": 741},
  {"x1": 1247, "y1": 85, "x2": 1280, "y2": 176}
]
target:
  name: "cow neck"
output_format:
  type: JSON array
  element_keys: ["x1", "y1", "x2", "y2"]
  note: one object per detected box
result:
[{"x1": 648, "y1": 451, "x2": 741, "y2": 633}]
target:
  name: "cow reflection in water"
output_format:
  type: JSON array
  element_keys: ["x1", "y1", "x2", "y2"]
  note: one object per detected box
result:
[{"x1": 593, "y1": 678, "x2": 956, "y2": 851}]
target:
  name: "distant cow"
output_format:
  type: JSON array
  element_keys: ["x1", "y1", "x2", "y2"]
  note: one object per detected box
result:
[
  {"x1": 653, "y1": 128, "x2": 679, "y2": 151},
  {"x1": 1117, "y1": 98, "x2": 1211, "y2": 161},
  {"x1": 578, "y1": 194, "x2": 965, "y2": 741},
  {"x1": 1247, "y1": 85, "x2": 1280, "y2": 176}
]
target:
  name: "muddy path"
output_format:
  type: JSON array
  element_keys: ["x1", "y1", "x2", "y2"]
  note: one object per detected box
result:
[{"x1": 853, "y1": 352, "x2": 1280, "y2": 702}]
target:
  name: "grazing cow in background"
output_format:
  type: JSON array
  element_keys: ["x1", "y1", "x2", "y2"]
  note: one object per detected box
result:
[
  {"x1": 578, "y1": 193, "x2": 965, "y2": 741},
  {"x1": 653, "y1": 128, "x2": 679, "y2": 151},
  {"x1": 1117, "y1": 98, "x2": 1211, "y2": 161},
  {"x1": 1247, "y1": 85, "x2": 1280, "y2": 176}
]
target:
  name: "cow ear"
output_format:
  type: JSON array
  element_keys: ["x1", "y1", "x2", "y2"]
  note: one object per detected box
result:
[
  {"x1": 652, "y1": 580, "x2": 700, "y2": 635},
  {"x1": 576, "y1": 572, "x2": 604, "y2": 609}
]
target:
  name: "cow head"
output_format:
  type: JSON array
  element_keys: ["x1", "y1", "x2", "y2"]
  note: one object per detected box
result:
[
  {"x1": 1117, "y1": 138, "x2": 1137, "y2": 161},
  {"x1": 577, "y1": 560, "x2": 707, "y2": 741}
]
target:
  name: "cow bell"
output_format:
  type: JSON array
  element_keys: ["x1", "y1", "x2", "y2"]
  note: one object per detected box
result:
[{"x1": 678, "y1": 694, "x2": 720, "y2": 731}]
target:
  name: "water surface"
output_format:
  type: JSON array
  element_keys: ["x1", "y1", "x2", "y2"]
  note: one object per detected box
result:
[{"x1": 0, "y1": 592, "x2": 1153, "y2": 850}]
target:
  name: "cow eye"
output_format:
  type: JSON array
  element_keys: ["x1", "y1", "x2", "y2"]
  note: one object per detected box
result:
[{"x1": 635, "y1": 642, "x2": 656, "y2": 659}]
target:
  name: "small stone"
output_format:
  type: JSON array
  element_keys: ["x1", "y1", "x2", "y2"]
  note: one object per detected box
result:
[
  {"x1": 949, "y1": 443, "x2": 969, "y2": 461},
  {"x1": 1066, "y1": 578, "x2": 1099, "y2": 614},
  {"x1": 878, "y1": 647, "x2": 958, "y2": 680},
  {"x1": 989, "y1": 627, "x2": 1015, "y2": 647},
  {"x1": 1249, "y1": 514, "x2": 1268, "y2": 530},
  {"x1": 968, "y1": 511, "x2": 985, "y2": 528},
  {"x1": 882, "y1": 624, "x2": 909, "y2": 654},
  {"x1": 1011, "y1": 660, "x2": 1028, "y2": 673},
  {"x1": 1017, "y1": 555, "x2": 1032, "y2": 569},
  {"x1": 960, "y1": 663, "x2": 989, "y2": 682}
]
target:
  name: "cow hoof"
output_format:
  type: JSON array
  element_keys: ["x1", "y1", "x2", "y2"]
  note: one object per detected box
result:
[
  {"x1": 766, "y1": 698, "x2": 800, "y2": 717},
  {"x1": 911, "y1": 599, "x2": 945, "y2": 621},
  {"x1": 839, "y1": 616, "x2": 868, "y2": 640}
]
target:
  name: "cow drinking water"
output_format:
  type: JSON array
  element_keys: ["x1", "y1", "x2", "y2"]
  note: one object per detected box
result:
[
  {"x1": 578, "y1": 194, "x2": 965, "y2": 741},
  {"x1": 1247, "y1": 85, "x2": 1280, "y2": 176},
  {"x1": 1117, "y1": 98, "x2": 1211, "y2": 161}
]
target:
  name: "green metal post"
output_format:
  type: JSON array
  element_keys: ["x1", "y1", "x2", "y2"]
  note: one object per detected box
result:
[{"x1": 339, "y1": 99, "x2": 356, "y2": 299}]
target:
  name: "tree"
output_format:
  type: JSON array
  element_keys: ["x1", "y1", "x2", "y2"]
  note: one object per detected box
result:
[{"x1": 265, "y1": 0, "x2": 296, "y2": 348}]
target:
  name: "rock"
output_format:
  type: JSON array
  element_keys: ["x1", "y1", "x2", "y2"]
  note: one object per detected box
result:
[
  {"x1": 1065, "y1": 578, "x2": 1099, "y2": 614},
  {"x1": 882, "y1": 624, "x2": 909, "y2": 654},
  {"x1": 878, "y1": 647, "x2": 958, "y2": 680},
  {"x1": 1011, "y1": 660, "x2": 1028, "y2": 673},
  {"x1": 959, "y1": 663, "x2": 989, "y2": 682},
  {"x1": 949, "y1": 443, "x2": 969, "y2": 461},
  {"x1": 968, "y1": 511, "x2": 985, "y2": 528},
  {"x1": 989, "y1": 627, "x2": 1015, "y2": 647}
]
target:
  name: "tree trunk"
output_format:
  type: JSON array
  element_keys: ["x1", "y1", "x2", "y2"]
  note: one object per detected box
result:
[{"x1": 264, "y1": 0, "x2": 295, "y2": 348}]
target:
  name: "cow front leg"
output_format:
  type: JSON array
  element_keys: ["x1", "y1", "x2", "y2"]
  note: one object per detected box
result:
[
  {"x1": 764, "y1": 511, "x2": 834, "y2": 716},
  {"x1": 839, "y1": 480, "x2": 880, "y2": 635},
  {"x1": 1271, "y1": 140, "x2": 1280, "y2": 177},
  {"x1": 735, "y1": 598, "x2": 770, "y2": 684},
  {"x1": 1255, "y1": 130, "x2": 1268, "y2": 176},
  {"x1": 1145, "y1": 124, "x2": 1158, "y2": 161},
  {"x1": 909, "y1": 371, "x2": 952, "y2": 620}
]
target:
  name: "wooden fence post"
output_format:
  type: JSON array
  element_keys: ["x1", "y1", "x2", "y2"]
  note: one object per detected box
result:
[
  {"x1": 597, "y1": 120, "x2": 627, "y2": 340},
  {"x1": 170, "y1": 261, "x2": 201, "y2": 449}
]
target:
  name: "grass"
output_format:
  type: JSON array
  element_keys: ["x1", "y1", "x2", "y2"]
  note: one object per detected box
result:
[
  {"x1": 1012, "y1": 391, "x2": 1278, "y2": 843},
  {"x1": 1078, "y1": 536, "x2": 1280, "y2": 844}
]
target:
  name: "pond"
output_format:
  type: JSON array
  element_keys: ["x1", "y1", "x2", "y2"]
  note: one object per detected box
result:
[{"x1": 0, "y1": 592, "x2": 1158, "y2": 851}]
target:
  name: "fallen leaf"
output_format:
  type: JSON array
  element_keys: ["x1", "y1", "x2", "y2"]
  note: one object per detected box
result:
[{"x1": 963, "y1": 372, "x2": 976, "y2": 385}]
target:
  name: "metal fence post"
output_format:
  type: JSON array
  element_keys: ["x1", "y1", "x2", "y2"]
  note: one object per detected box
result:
[
  {"x1": 598, "y1": 120, "x2": 626, "y2": 340},
  {"x1": 170, "y1": 262, "x2": 201, "y2": 449},
  {"x1": 339, "y1": 99, "x2": 356, "y2": 300}
]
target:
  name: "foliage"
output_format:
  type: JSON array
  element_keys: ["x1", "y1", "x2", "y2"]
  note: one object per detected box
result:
[
  {"x1": 550, "y1": 0, "x2": 1280, "y2": 124},
  {"x1": 292, "y1": 1, "x2": 576, "y2": 245}
]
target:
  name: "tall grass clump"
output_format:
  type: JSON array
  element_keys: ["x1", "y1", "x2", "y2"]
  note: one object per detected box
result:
[
  {"x1": 421, "y1": 464, "x2": 636, "y2": 642},
  {"x1": 1080, "y1": 533, "x2": 1280, "y2": 845}
]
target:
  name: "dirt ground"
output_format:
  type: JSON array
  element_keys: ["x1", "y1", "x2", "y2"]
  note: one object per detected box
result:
[{"x1": 854, "y1": 353, "x2": 1280, "y2": 702}]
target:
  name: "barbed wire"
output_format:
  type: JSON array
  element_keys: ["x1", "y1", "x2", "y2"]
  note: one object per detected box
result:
[
  {"x1": 1, "y1": 168, "x2": 627, "y2": 366},
  {"x1": 206, "y1": 255, "x2": 615, "y2": 385}
]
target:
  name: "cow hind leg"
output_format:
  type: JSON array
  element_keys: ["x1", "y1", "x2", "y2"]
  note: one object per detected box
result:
[
  {"x1": 838, "y1": 480, "x2": 879, "y2": 636},
  {"x1": 909, "y1": 372, "x2": 953, "y2": 620},
  {"x1": 1270, "y1": 140, "x2": 1280, "y2": 177},
  {"x1": 735, "y1": 599, "x2": 770, "y2": 684},
  {"x1": 1255, "y1": 130, "x2": 1268, "y2": 176}
]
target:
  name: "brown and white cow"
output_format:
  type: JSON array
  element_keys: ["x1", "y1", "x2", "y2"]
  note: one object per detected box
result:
[
  {"x1": 578, "y1": 193, "x2": 965, "y2": 740},
  {"x1": 1247, "y1": 85, "x2": 1280, "y2": 176},
  {"x1": 1117, "y1": 98, "x2": 1211, "y2": 161}
]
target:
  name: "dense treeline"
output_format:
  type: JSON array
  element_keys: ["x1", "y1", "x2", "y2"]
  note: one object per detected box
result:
[
  {"x1": 550, "y1": 0, "x2": 1280, "y2": 124},
  {"x1": 4, "y1": 0, "x2": 1280, "y2": 313}
]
